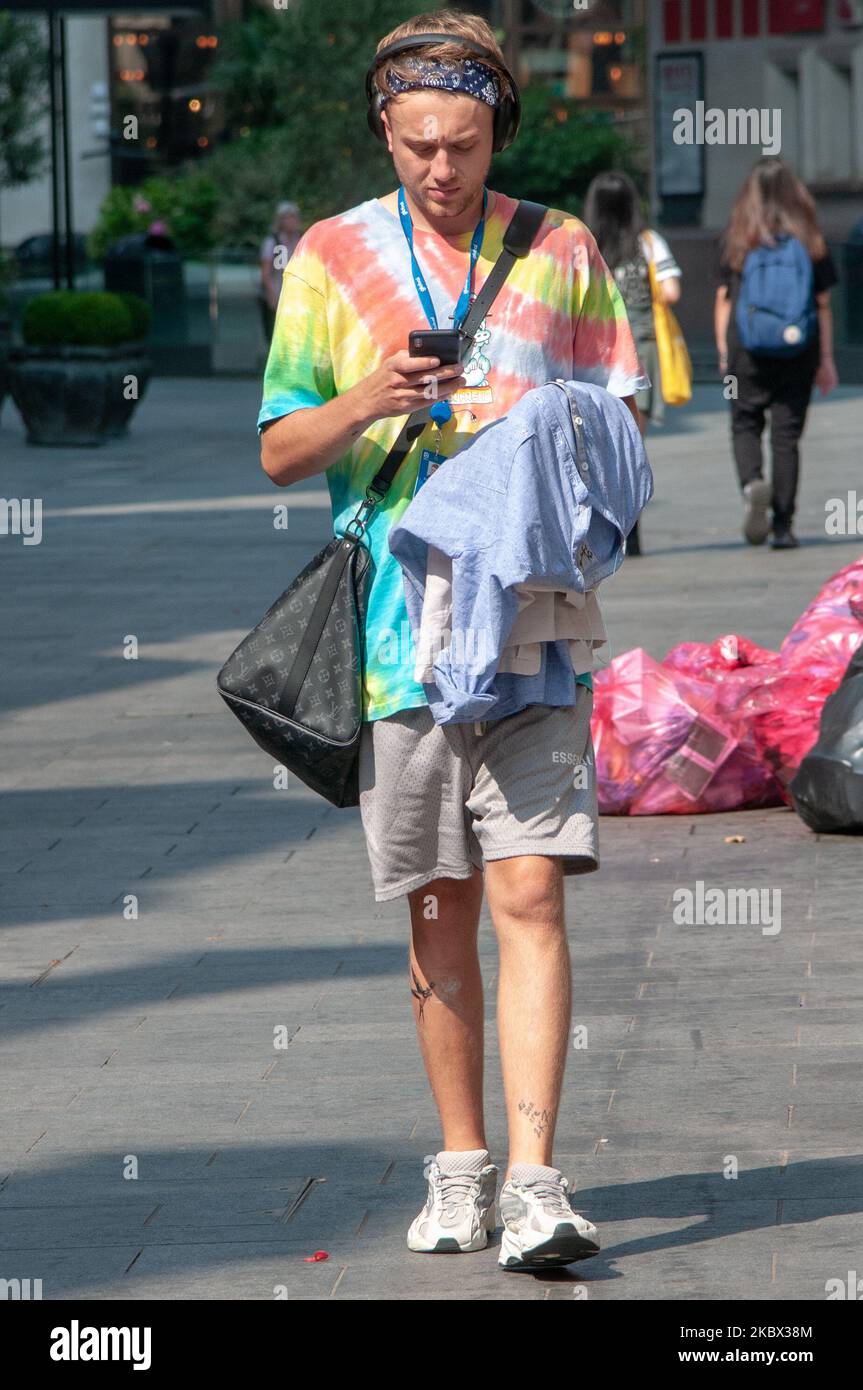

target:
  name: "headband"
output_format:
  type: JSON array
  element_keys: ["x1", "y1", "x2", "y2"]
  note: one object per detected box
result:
[{"x1": 382, "y1": 55, "x2": 501, "y2": 108}]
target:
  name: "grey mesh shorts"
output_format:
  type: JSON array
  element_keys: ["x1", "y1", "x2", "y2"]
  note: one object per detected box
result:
[{"x1": 357, "y1": 685, "x2": 599, "y2": 902}]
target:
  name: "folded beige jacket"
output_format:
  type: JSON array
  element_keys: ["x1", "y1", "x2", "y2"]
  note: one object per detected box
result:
[{"x1": 413, "y1": 544, "x2": 608, "y2": 683}]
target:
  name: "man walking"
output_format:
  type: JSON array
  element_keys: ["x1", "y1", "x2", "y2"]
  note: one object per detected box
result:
[{"x1": 258, "y1": 9, "x2": 646, "y2": 1270}]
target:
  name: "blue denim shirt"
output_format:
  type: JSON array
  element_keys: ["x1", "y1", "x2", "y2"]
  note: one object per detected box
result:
[{"x1": 388, "y1": 379, "x2": 653, "y2": 724}]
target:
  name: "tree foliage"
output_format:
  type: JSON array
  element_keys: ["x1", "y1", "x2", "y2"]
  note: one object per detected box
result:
[
  {"x1": 208, "y1": 0, "x2": 429, "y2": 237},
  {"x1": 207, "y1": 0, "x2": 641, "y2": 243},
  {"x1": 493, "y1": 87, "x2": 642, "y2": 215},
  {"x1": 0, "y1": 13, "x2": 48, "y2": 191},
  {"x1": 90, "y1": 0, "x2": 642, "y2": 254}
]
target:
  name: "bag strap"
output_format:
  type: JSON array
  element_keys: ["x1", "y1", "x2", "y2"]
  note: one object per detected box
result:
[
  {"x1": 643, "y1": 230, "x2": 661, "y2": 305},
  {"x1": 346, "y1": 197, "x2": 548, "y2": 538},
  {"x1": 458, "y1": 198, "x2": 547, "y2": 340}
]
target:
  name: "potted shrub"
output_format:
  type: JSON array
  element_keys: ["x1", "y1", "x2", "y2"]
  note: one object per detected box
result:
[{"x1": 8, "y1": 289, "x2": 151, "y2": 446}]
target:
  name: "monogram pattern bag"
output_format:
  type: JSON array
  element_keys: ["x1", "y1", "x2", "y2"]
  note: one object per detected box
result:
[
  {"x1": 217, "y1": 198, "x2": 548, "y2": 806},
  {"x1": 217, "y1": 532, "x2": 374, "y2": 806}
]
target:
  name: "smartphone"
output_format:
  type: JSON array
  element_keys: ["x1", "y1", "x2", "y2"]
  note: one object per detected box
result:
[{"x1": 408, "y1": 329, "x2": 463, "y2": 365}]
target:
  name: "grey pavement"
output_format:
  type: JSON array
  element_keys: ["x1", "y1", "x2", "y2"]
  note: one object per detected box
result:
[{"x1": 2, "y1": 379, "x2": 863, "y2": 1302}]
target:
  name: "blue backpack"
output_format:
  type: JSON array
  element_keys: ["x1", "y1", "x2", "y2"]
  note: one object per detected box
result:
[{"x1": 736, "y1": 235, "x2": 816, "y2": 357}]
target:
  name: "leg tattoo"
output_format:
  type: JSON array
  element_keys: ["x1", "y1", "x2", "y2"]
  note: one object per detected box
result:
[
  {"x1": 410, "y1": 966, "x2": 435, "y2": 1022},
  {"x1": 518, "y1": 1099, "x2": 555, "y2": 1139}
]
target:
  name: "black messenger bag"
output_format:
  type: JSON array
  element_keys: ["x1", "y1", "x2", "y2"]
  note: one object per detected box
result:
[{"x1": 216, "y1": 198, "x2": 547, "y2": 806}]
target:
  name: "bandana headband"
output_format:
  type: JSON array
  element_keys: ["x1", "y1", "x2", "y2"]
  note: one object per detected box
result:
[{"x1": 383, "y1": 55, "x2": 501, "y2": 108}]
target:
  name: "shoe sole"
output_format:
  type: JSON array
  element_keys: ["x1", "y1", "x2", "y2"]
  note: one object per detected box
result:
[
  {"x1": 407, "y1": 1205, "x2": 496, "y2": 1254},
  {"x1": 408, "y1": 1235, "x2": 480, "y2": 1253},
  {"x1": 743, "y1": 480, "x2": 772, "y2": 545},
  {"x1": 499, "y1": 1229, "x2": 600, "y2": 1271}
]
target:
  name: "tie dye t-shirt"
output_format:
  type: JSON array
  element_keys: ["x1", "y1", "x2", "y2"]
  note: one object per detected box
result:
[{"x1": 257, "y1": 190, "x2": 648, "y2": 722}]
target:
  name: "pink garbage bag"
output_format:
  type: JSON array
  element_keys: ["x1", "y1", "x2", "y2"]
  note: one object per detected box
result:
[
  {"x1": 749, "y1": 555, "x2": 863, "y2": 790},
  {"x1": 592, "y1": 556, "x2": 863, "y2": 814},
  {"x1": 780, "y1": 555, "x2": 863, "y2": 676},
  {"x1": 662, "y1": 633, "x2": 781, "y2": 680},
  {"x1": 592, "y1": 647, "x2": 783, "y2": 815}
]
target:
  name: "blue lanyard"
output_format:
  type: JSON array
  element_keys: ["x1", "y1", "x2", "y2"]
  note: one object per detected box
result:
[{"x1": 397, "y1": 185, "x2": 487, "y2": 330}]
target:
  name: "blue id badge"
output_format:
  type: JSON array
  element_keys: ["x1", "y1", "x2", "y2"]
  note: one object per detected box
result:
[{"x1": 413, "y1": 448, "x2": 447, "y2": 497}]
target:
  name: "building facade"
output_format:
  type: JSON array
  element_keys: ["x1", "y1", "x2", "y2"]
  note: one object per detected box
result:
[
  {"x1": 648, "y1": 0, "x2": 863, "y2": 237},
  {"x1": 1, "y1": 1, "x2": 225, "y2": 249}
]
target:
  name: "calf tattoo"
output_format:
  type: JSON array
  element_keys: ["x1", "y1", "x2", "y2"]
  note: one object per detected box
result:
[
  {"x1": 518, "y1": 1099, "x2": 554, "y2": 1138},
  {"x1": 410, "y1": 966, "x2": 435, "y2": 1022}
]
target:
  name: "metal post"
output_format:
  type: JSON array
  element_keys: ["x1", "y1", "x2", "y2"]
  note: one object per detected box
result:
[
  {"x1": 502, "y1": 0, "x2": 521, "y2": 80},
  {"x1": 47, "y1": 5, "x2": 62, "y2": 291},
  {"x1": 59, "y1": 14, "x2": 75, "y2": 290}
]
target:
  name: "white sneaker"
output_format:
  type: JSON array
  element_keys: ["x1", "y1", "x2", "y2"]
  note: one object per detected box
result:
[
  {"x1": 407, "y1": 1149, "x2": 498, "y2": 1253},
  {"x1": 498, "y1": 1163, "x2": 600, "y2": 1270}
]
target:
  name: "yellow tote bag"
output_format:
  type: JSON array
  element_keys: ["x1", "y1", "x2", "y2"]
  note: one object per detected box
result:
[{"x1": 645, "y1": 231, "x2": 692, "y2": 407}]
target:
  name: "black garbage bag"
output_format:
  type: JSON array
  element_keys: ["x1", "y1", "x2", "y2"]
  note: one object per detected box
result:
[{"x1": 790, "y1": 640, "x2": 863, "y2": 832}]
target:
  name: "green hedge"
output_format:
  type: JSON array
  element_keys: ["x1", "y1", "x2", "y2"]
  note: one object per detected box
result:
[
  {"x1": 115, "y1": 291, "x2": 152, "y2": 339},
  {"x1": 21, "y1": 290, "x2": 150, "y2": 347}
]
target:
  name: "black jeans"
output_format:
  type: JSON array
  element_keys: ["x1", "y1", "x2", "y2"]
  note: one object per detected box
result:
[
  {"x1": 729, "y1": 351, "x2": 816, "y2": 526},
  {"x1": 259, "y1": 296, "x2": 276, "y2": 344}
]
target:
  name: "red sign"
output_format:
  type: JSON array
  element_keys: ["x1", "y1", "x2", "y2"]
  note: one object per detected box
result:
[
  {"x1": 715, "y1": 0, "x2": 734, "y2": 38},
  {"x1": 768, "y1": 0, "x2": 825, "y2": 32},
  {"x1": 664, "y1": 0, "x2": 682, "y2": 43}
]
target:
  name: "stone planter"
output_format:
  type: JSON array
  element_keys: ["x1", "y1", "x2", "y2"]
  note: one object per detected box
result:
[{"x1": 8, "y1": 341, "x2": 151, "y2": 446}]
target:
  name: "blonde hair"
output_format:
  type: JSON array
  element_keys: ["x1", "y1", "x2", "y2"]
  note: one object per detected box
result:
[
  {"x1": 372, "y1": 9, "x2": 513, "y2": 105},
  {"x1": 722, "y1": 157, "x2": 827, "y2": 272}
]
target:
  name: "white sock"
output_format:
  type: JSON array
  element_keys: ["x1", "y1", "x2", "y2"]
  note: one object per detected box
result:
[
  {"x1": 509, "y1": 1162, "x2": 562, "y2": 1186},
  {"x1": 436, "y1": 1148, "x2": 490, "y2": 1175}
]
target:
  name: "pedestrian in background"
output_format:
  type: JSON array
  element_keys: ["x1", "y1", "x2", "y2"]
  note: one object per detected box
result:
[
  {"x1": 715, "y1": 157, "x2": 839, "y2": 550},
  {"x1": 584, "y1": 171, "x2": 683, "y2": 557},
  {"x1": 259, "y1": 201, "x2": 303, "y2": 343}
]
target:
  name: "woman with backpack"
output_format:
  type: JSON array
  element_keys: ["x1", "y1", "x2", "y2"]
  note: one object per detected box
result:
[
  {"x1": 715, "y1": 157, "x2": 839, "y2": 550},
  {"x1": 584, "y1": 172, "x2": 684, "y2": 556}
]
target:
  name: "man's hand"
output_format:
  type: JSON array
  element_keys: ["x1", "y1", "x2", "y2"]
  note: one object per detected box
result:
[
  {"x1": 348, "y1": 349, "x2": 466, "y2": 423},
  {"x1": 261, "y1": 351, "x2": 466, "y2": 488}
]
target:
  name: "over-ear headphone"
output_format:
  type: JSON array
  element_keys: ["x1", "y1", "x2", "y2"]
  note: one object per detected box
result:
[{"x1": 365, "y1": 33, "x2": 522, "y2": 154}]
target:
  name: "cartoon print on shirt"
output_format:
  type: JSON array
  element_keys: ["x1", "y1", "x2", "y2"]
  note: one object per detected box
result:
[
  {"x1": 451, "y1": 316, "x2": 494, "y2": 406},
  {"x1": 462, "y1": 323, "x2": 491, "y2": 387}
]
